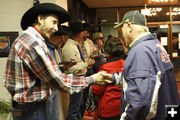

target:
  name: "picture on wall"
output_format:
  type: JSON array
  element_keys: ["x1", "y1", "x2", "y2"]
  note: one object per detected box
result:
[{"x1": 0, "y1": 32, "x2": 18, "y2": 57}]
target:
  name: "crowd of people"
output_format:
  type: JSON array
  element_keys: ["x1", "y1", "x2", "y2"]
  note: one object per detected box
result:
[{"x1": 3, "y1": 2, "x2": 179, "y2": 120}]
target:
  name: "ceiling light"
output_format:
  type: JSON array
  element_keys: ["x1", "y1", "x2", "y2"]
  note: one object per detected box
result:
[
  {"x1": 160, "y1": 24, "x2": 168, "y2": 28},
  {"x1": 145, "y1": 0, "x2": 177, "y2": 4},
  {"x1": 141, "y1": 7, "x2": 162, "y2": 16},
  {"x1": 101, "y1": 20, "x2": 107, "y2": 22}
]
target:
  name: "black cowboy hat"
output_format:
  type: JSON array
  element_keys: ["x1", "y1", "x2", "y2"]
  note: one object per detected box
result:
[
  {"x1": 21, "y1": 3, "x2": 71, "y2": 30},
  {"x1": 61, "y1": 25, "x2": 72, "y2": 35},
  {"x1": 54, "y1": 25, "x2": 72, "y2": 36},
  {"x1": 82, "y1": 23, "x2": 90, "y2": 31},
  {"x1": 69, "y1": 21, "x2": 84, "y2": 35}
]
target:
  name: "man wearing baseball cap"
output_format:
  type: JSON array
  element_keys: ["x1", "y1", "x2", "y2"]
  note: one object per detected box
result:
[
  {"x1": 3, "y1": 3, "x2": 111, "y2": 120},
  {"x1": 103, "y1": 10, "x2": 179, "y2": 120}
]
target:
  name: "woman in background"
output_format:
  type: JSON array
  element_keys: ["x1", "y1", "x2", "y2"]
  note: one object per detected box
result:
[{"x1": 91, "y1": 37, "x2": 125, "y2": 120}]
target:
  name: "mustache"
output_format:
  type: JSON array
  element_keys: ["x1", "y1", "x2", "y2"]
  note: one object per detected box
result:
[{"x1": 50, "y1": 29, "x2": 56, "y2": 34}]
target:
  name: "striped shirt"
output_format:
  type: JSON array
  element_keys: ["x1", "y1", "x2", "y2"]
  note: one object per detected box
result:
[{"x1": 4, "y1": 27, "x2": 94, "y2": 103}]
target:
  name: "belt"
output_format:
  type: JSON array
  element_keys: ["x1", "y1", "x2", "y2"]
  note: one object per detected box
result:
[{"x1": 13, "y1": 100, "x2": 46, "y2": 108}]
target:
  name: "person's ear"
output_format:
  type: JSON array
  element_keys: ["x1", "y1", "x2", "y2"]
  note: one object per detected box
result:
[
  {"x1": 79, "y1": 32, "x2": 84, "y2": 38},
  {"x1": 127, "y1": 23, "x2": 133, "y2": 33},
  {"x1": 37, "y1": 15, "x2": 44, "y2": 25}
]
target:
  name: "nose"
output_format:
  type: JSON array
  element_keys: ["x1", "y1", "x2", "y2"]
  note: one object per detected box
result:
[{"x1": 54, "y1": 25, "x2": 58, "y2": 32}]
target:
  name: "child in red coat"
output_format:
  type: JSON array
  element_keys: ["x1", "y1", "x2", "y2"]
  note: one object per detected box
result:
[{"x1": 92, "y1": 37, "x2": 125, "y2": 120}]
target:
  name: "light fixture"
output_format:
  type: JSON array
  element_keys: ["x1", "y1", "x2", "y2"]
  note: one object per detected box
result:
[
  {"x1": 141, "y1": 4, "x2": 162, "y2": 16},
  {"x1": 166, "y1": 7, "x2": 180, "y2": 16},
  {"x1": 145, "y1": 0, "x2": 177, "y2": 4},
  {"x1": 101, "y1": 20, "x2": 107, "y2": 22}
]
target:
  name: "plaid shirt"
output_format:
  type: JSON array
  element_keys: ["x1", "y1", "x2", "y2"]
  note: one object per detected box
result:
[{"x1": 4, "y1": 27, "x2": 93, "y2": 103}]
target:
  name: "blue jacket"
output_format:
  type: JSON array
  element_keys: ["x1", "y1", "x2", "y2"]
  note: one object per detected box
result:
[{"x1": 114, "y1": 33, "x2": 179, "y2": 120}]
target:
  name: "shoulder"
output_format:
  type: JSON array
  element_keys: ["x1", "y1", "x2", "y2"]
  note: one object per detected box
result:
[{"x1": 63, "y1": 39, "x2": 76, "y2": 49}]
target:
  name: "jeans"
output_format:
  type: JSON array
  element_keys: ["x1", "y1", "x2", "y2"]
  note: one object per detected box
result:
[
  {"x1": 80, "y1": 86, "x2": 90, "y2": 117},
  {"x1": 67, "y1": 91, "x2": 83, "y2": 120},
  {"x1": 12, "y1": 101, "x2": 46, "y2": 120},
  {"x1": 46, "y1": 89, "x2": 60, "y2": 120}
]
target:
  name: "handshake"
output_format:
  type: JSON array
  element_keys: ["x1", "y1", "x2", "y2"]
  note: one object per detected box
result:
[{"x1": 92, "y1": 71, "x2": 113, "y2": 85}]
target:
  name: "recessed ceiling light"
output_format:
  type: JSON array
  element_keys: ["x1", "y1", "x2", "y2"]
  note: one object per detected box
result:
[{"x1": 101, "y1": 19, "x2": 107, "y2": 22}]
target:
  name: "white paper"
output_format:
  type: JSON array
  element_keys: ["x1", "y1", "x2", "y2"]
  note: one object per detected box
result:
[
  {"x1": 161, "y1": 37, "x2": 167, "y2": 46},
  {"x1": 172, "y1": 52, "x2": 178, "y2": 57},
  {"x1": 179, "y1": 33, "x2": 180, "y2": 42},
  {"x1": 159, "y1": 25, "x2": 168, "y2": 28}
]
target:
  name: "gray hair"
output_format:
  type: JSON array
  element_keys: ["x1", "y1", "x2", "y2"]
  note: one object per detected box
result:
[
  {"x1": 123, "y1": 23, "x2": 149, "y2": 32},
  {"x1": 31, "y1": 14, "x2": 50, "y2": 26}
]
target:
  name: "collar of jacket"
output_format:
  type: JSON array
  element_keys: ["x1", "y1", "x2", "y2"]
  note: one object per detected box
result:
[
  {"x1": 46, "y1": 42, "x2": 56, "y2": 50},
  {"x1": 68, "y1": 38, "x2": 80, "y2": 46}
]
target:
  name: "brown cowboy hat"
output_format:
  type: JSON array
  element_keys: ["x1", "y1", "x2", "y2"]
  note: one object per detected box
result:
[
  {"x1": 92, "y1": 32, "x2": 104, "y2": 41},
  {"x1": 21, "y1": 3, "x2": 71, "y2": 30}
]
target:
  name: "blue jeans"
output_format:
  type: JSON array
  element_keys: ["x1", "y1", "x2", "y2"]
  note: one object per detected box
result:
[
  {"x1": 67, "y1": 91, "x2": 83, "y2": 120},
  {"x1": 46, "y1": 89, "x2": 60, "y2": 120},
  {"x1": 12, "y1": 101, "x2": 46, "y2": 120}
]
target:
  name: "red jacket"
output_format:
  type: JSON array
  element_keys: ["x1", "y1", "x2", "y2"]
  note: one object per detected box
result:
[{"x1": 92, "y1": 57, "x2": 125, "y2": 117}]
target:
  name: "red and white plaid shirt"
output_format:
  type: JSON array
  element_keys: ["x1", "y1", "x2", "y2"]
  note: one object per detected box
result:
[{"x1": 4, "y1": 27, "x2": 93, "y2": 103}]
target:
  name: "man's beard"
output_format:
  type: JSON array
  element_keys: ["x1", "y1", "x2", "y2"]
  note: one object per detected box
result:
[
  {"x1": 83, "y1": 36, "x2": 88, "y2": 41},
  {"x1": 42, "y1": 34, "x2": 50, "y2": 41}
]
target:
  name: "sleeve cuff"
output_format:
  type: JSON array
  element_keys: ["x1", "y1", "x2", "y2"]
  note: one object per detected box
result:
[
  {"x1": 112, "y1": 73, "x2": 116, "y2": 85},
  {"x1": 112, "y1": 72, "x2": 123, "y2": 86},
  {"x1": 88, "y1": 76, "x2": 94, "y2": 85}
]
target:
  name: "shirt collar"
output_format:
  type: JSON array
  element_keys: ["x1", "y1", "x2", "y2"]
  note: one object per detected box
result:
[
  {"x1": 69, "y1": 38, "x2": 80, "y2": 45},
  {"x1": 129, "y1": 32, "x2": 151, "y2": 48},
  {"x1": 46, "y1": 42, "x2": 56, "y2": 49},
  {"x1": 25, "y1": 27, "x2": 45, "y2": 42},
  {"x1": 33, "y1": 26, "x2": 41, "y2": 34}
]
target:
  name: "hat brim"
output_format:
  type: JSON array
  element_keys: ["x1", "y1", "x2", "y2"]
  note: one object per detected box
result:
[
  {"x1": 113, "y1": 22, "x2": 123, "y2": 29},
  {"x1": 21, "y1": 3, "x2": 71, "y2": 30},
  {"x1": 54, "y1": 25, "x2": 72, "y2": 36},
  {"x1": 70, "y1": 22, "x2": 84, "y2": 35}
]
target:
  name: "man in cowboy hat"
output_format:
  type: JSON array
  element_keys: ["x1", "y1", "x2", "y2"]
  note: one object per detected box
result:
[
  {"x1": 92, "y1": 32, "x2": 106, "y2": 73},
  {"x1": 62, "y1": 21, "x2": 95, "y2": 120},
  {"x1": 45, "y1": 25, "x2": 74, "y2": 120},
  {"x1": 3, "y1": 3, "x2": 111, "y2": 120}
]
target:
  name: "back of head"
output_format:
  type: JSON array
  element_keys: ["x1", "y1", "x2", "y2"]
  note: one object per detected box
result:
[
  {"x1": 107, "y1": 35, "x2": 113, "y2": 39},
  {"x1": 104, "y1": 37, "x2": 124, "y2": 57},
  {"x1": 113, "y1": 10, "x2": 149, "y2": 43}
]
